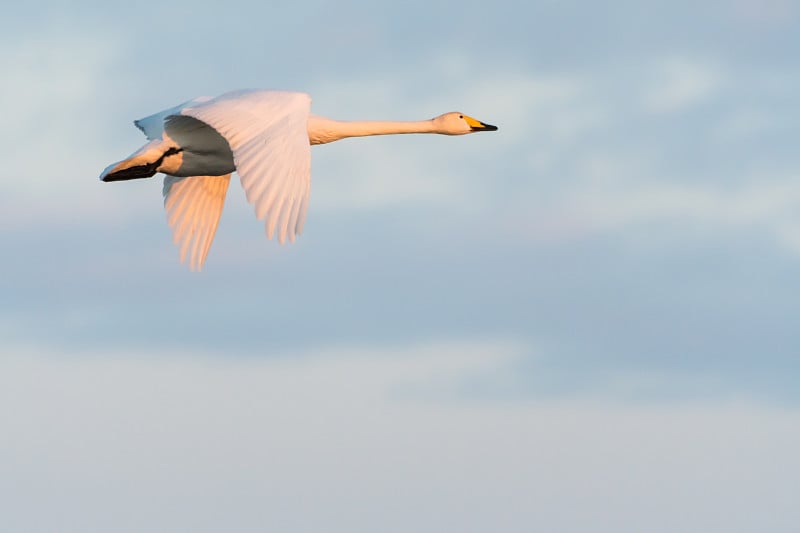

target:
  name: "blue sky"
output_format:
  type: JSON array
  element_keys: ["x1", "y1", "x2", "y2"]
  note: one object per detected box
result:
[{"x1": 2, "y1": 0, "x2": 800, "y2": 531}]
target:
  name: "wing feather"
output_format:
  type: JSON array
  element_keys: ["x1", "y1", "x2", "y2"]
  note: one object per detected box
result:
[
  {"x1": 267, "y1": 194, "x2": 287, "y2": 241},
  {"x1": 277, "y1": 196, "x2": 296, "y2": 245},
  {"x1": 296, "y1": 192, "x2": 310, "y2": 236},
  {"x1": 254, "y1": 179, "x2": 281, "y2": 220},
  {"x1": 162, "y1": 174, "x2": 231, "y2": 271},
  {"x1": 134, "y1": 96, "x2": 213, "y2": 140},
  {"x1": 180, "y1": 90, "x2": 312, "y2": 245},
  {"x1": 286, "y1": 195, "x2": 302, "y2": 243}
]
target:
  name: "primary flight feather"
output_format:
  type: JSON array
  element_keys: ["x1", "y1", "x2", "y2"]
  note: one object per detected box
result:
[{"x1": 100, "y1": 89, "x2": 498, "y2": 271}]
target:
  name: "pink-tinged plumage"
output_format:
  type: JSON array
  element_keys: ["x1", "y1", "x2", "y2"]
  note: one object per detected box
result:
[{"x1": 100, "y1": 89, "x2": 497, "y2": 271}]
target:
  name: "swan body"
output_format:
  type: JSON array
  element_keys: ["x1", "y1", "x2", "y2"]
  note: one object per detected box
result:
[{"x1": 100, "y1": 89, "x2": 497, "y2": 271}]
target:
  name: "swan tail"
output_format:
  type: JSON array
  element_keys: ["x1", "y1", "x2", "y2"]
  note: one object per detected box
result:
[{"x1": 100, "y1": 140, "x2": 183, "y2": 182}]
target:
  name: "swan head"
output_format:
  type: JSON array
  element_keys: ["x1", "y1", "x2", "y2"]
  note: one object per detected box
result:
[{"x1": 432, "y1": 112, "x2": 498, "y2": 135}]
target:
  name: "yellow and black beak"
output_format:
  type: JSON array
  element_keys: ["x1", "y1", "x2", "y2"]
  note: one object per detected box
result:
[{"x1": 464, "y1": 115, "x2": 498, "y2": 132}]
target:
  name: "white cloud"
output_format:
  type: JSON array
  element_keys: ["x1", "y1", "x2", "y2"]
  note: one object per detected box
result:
[
  {"x1": 0, "y1": 30, "x2": 133, "y2": 225},
  {"x1": 642, "y1": 58, "x2": 722, "y2": 114},
  {"x1": 311, "y1": 139, "x2": 466, "y2": 211},
  {"x1": 515, "y1": 169, "x2": 800, "y2": 255},
  {"x1": 733, "y1": 0, "x2": 797, "y2": 27},
  {"x1": 1, "y1": 342, "x2": 799, "y2": 533},
  {"x1": 711, "y1": 107, "x2": 775, "y2": 143}
]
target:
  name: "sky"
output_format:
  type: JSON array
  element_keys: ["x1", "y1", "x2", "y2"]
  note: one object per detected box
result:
[{"x1": 1, "y1": 0, "x2": 800, "y2": 531}]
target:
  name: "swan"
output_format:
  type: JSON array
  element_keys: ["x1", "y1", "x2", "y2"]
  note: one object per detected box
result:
[{"x1": 100, "y1": 89, "x2": 498, "y2": 271}]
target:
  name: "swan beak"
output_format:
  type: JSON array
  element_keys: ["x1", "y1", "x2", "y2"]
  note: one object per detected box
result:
[{"x1": 464, "y1": 115, "x2": 498, "y2": 132}]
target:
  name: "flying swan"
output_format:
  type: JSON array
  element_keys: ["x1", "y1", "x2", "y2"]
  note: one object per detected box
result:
[{"x1": 100, "y1": 89, "x2": 498, "y2": 271}]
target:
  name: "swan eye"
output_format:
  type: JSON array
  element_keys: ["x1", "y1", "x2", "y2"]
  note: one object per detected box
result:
[{"x1": 459, "y1": 115, "x2": 463, "y2": 119}]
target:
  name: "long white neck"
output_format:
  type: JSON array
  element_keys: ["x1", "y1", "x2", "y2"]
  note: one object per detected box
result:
[{"x1": 308, "y1": 114, "x2": 437, "y2": 145}]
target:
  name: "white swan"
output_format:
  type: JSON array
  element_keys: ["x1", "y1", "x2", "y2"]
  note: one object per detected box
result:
[{"x1": 100, "y1": 89, "x2": 498, "y2": 271}]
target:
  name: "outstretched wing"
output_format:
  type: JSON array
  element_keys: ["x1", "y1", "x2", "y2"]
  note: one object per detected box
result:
[
  {"x1": 134, "y1": 96, "x2": 213, "y2": 140},
  {"x1": 163, "y1": 174, "x2": 231, "y2": 272},
  {"x1": 178, "y1": 90, "x2": 312, "y2": 245}
]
